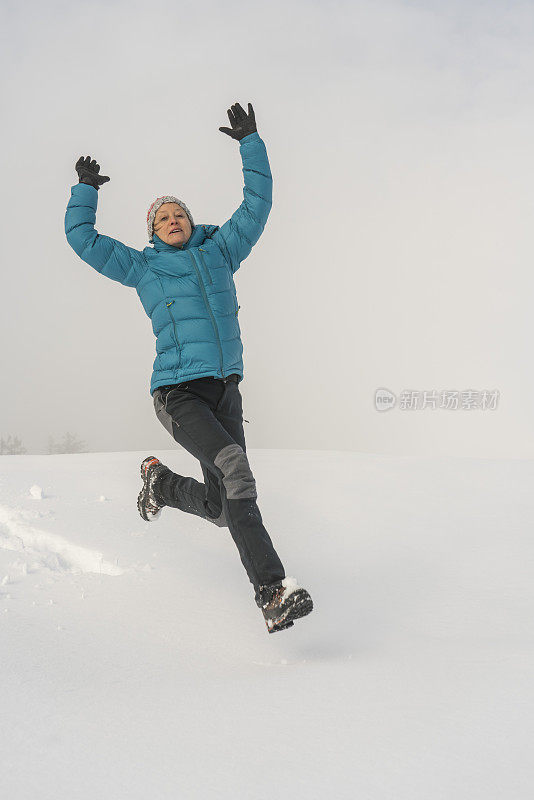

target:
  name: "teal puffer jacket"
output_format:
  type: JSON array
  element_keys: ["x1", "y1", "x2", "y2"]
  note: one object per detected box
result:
[{"x1": 64, "y1": 132, "x2": 272, "y2": 394}]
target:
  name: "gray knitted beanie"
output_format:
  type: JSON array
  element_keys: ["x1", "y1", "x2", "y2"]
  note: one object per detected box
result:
[{"x1": 146, "y1": 195, "x2": 194, "y2": 243}]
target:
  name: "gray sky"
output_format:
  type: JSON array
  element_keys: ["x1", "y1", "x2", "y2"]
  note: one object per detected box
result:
[{"x1": 2, "y1": 0, "x2": 534, "y2": 457}]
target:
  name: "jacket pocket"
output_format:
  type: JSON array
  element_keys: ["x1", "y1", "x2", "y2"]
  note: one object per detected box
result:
[
  {"x1": 165, "y1": 300, "x2": 182, "y2": 371},
  {"x1": 198, "y1": 249, "x2": 213, "y2": 285}
]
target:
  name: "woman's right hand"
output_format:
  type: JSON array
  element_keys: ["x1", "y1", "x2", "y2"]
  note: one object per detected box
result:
[{"x1": 75, "y1": 156, "x2": 110, "y2": 190}]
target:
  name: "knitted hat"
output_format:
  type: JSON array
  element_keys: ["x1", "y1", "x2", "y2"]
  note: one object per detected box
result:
[{"x1": 146, "y1": 195, "x2": 194, "y2": 243}]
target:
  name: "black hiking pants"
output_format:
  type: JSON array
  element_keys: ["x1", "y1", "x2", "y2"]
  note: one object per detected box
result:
[{"x1": 152, "y1": 374, "x2": 285, "y2": 598}]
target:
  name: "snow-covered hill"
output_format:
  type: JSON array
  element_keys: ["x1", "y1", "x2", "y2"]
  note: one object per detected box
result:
[{"x1": 1, "y1": 449, "x2": 533, "y2": 799}]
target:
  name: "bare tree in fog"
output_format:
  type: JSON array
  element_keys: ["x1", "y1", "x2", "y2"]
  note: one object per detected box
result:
[
  {"x1": 0, "y1": 435, "x2": 27, "y2": 455},
  {"x1": 47, "y1": 432, "x2": 87, "y2": 454}
]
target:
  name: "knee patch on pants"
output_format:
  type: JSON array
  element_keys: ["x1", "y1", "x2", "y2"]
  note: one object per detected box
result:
[
  {"x1": 214, "y1": 443, "x2": 257, "y2": 500},
  {"x1": 206, "y1": 509, "x2": 228, "y2": 528}
]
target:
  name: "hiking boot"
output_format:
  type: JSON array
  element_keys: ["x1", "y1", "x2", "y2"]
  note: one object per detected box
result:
[
  {"x1": 257, "y1": 577, "x2": 313, "y2": 634},
  {"x1": 137, "y1": 456, "x2": 168, "y2": 521}
]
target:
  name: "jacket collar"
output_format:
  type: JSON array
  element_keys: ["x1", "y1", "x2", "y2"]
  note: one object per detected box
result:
[{"x1": 152, "y1": 227, "x2": 205, "y2": 253}]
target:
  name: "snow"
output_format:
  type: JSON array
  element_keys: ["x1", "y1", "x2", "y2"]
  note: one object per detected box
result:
[
  {"x1": 281, "y1": 575, "x2": 300, "y2": 598},
  {"x1": 1, "y1": 449, "x2": 533, "y2": 799}
]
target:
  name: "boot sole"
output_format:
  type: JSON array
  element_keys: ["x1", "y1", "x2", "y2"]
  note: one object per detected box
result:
[
  {"x1": 137, "y1": 489, "x2": 151, "y2": 522},
  {"x1": 138, "y1": 457, "x2": 162, "y2": 522},
  {"x1": 266, "y1": 589, "x2": 313, "y2": 633},
  {"x1": 269, "y1": 619, "x2": 294, "y2": 633}
]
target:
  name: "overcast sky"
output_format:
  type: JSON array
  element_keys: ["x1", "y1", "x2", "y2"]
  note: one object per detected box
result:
[{"x1": 2, "y1": 0, "x2": 534, "y2": 457}]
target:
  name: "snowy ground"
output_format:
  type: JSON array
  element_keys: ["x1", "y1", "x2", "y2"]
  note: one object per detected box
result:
[{"x1": 1, "y1": 449, "x2": 533, "y2": 799}]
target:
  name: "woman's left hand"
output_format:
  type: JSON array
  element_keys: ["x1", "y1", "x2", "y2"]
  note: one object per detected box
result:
[{"x1": 219, "y1": 102, "x2": 257, "y2": 141}]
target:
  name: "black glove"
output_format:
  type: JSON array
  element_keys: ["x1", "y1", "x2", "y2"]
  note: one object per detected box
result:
[
  {"x1": 75, "y1": 156, "x2": 110, "y2": 190},
  {"x1": 219, "y1": 102, "x2": 257, "y2": 141}
]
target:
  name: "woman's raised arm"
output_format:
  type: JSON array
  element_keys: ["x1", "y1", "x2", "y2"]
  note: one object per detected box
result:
[
  {"x1": 213, "y1": 103, "x2": 273, "y2": 274},
  {"x1": 65, "y1": 156, "x2": 146, "y2": 288}
]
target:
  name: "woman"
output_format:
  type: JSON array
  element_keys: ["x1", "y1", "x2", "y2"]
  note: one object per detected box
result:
[{"x1": 65, "y1": 102, "x2": 313, "y2": 634}]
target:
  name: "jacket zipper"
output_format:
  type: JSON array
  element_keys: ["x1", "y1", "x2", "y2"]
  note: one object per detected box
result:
[
  {"x1": 198, "y1": 249, "x2": 213, "y2": 285},
  {"x1": 188, "y1": 251, "x2": 225, "y2": 378}
]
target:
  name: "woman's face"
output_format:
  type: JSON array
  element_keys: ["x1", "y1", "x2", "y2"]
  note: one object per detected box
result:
[{"x1": 153, "y1": 202, "x2": 192, "y2": 248}]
